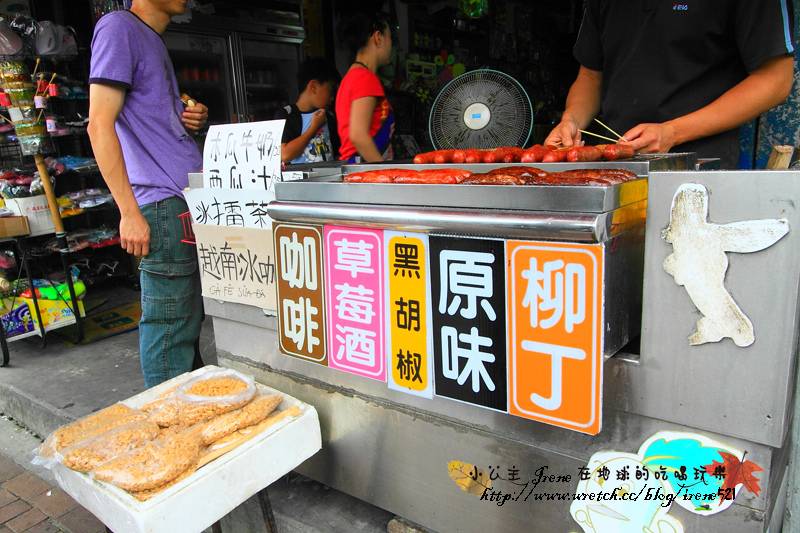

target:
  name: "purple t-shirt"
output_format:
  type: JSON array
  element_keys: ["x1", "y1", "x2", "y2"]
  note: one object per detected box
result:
[{"x1": 89, "y1": 11, "x2": 201, "y2": 206}]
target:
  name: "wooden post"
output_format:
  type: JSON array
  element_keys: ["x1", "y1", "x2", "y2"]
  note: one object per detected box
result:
[
  {"x1": 766, "y1": 145, "x2": 795, "y2": 169},
  {"x1": 33, "y1": 153, "x2": 65, "y2": 234}
]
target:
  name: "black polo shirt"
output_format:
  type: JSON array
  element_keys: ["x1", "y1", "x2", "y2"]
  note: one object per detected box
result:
[{"x1": 574, "y1": 0, "x2": 794, "y2": 168}]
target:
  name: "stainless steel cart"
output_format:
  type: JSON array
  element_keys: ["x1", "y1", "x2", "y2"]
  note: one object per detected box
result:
[{"x1": 201, "y1": 159, "x2": 798, "y2": 533}]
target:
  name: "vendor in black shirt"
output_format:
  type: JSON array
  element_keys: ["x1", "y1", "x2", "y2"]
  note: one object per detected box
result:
[{"x1": 546, "y1": 0, "x2": 795, "y2": 169}]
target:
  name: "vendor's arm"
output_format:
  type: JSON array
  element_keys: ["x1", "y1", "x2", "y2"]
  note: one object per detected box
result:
[
  {"x1": 181, "y1": 101, "x2": 208, "y2": 132},
  {"x1": 87, "y1": 83, "x2": 150, "y2": 257},
  {"x1": 544, "y1": 66, "x2": 603, "y2": 147},
  {"x1": 281, "y1": 109, "x2": 327, "y2": 163},
  {"x1": 622, "y1": 55, "x2": 795, "y2": 153},
  {"x1": 348, "y1": 96, "x2": 384, "y2": 162}
]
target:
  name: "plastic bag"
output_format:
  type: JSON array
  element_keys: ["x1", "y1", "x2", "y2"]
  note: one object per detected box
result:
[
  {"x1": 56, "y1": 419, "x2": 159, "y2": 472},
  {"x1": 146, "y1": 392, "x2": 180, "y2": 428},
  {"x1": 0, "y1": 19, "x2": 23, "y2": 55},
  {"x1": 33, "y1": 403, "x2": 147, "y2": 467},
  {"x1": 92, "y1": 425, "x2": 202, "y2": 492},
  {"x1": 175, "y1": 368, "x2": 256, "y2": 426},
  {"x1": 129, "y1": 458, "x2": 198, "y2": 501},
  {"x1": 34, "y1": 21, "x2": 78, "y2": 57},
  {"x1": 200, "y1": 393, "x2": 282, "y2": 446}
]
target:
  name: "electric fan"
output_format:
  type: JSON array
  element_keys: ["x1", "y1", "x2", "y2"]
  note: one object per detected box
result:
[{"x1": 428, "y1": 69, "x2": 533, "y2": 150}]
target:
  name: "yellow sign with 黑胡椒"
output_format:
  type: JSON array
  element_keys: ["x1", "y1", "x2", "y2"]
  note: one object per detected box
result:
[{"x1": 386, "y1": 231, "x2": 432, "y2": 398}]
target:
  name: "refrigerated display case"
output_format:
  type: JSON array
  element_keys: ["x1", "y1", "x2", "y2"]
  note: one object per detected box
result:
[
  {"x1": 162, "y1": 30, "x2": 238, "y2": 127},
  {"x1": 239, "y1": 36, "x2": 303, "y2": 122},
  {"x1": 163, "y1": 2, "x2": 305, "y2": 131}
]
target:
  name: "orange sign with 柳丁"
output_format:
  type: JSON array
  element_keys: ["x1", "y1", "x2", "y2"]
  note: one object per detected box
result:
[{"x1": 506, "y1": 241, "x2": 603, "y2": 434}]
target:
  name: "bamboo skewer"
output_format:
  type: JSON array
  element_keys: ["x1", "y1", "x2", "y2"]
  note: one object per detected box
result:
[
  {"x1": 34, "y1": 73, "x2": 44, "y2": 97},
  {"x1": 594, "y1": 118, "x2": 627, "y2": 142},
  {"x1": 36, "y1": 73, "x2": 57, "y2": 98},
  {"x1": 31, "y1": 58, "x2": 40, "y2": 78},
  {"x1": 579, "y1": 129, "x2": 618, "y2": 143}
]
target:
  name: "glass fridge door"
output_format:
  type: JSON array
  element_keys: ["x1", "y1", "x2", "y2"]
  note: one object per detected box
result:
[
  {"x1": 163, "y1": 29, "x2": 238, "y2": 127},
  {"x1": 237, "y1": 36, "x2": 303, "y2": 122}
]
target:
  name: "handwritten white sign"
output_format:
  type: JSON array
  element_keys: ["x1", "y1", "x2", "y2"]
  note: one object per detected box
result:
[
  {"x1": 202, "y1": 120, "x2": 285, "y2": 190},
  {"x1": 184, "y1": 188, "x2": 274, "y2": 229},
  {"x1": 193, "y1": 223, "x2": 277, "y2": 310}
]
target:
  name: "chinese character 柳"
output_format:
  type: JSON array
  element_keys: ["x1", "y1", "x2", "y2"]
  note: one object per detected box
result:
[{"x1": 521, "y1": 257, "x2": 586, "y2": 332}]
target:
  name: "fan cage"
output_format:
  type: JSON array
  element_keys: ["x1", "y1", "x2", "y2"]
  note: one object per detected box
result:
[{"x1": 428, "y1": 69, "x2": 533, "y2": 151}]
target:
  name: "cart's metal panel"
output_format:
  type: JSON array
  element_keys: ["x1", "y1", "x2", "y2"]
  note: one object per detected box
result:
[
  {"x1": 611, "y1": 170, "x2": 800, "y2": 448},
  {"x1": 268, "y1": 199, "x2": 647, "y2": 242},
  {"x1": 211, "y1": 318, "x2": 784, "y2": 533}
]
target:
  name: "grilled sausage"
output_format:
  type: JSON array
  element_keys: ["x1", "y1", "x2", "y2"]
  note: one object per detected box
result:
[
  {"x1": 602, "y1": 144, "x2": 636, "y2": 161},
  {"x1": 567, "y1": 145, "x2": 604, "y2": 162}
]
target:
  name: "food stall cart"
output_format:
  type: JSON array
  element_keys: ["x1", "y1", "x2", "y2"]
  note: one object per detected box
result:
[{"x1": 195, "y1": 156, "x2": 799, "y2": 533}]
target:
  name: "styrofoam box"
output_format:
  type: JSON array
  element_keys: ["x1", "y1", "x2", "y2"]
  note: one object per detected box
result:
[{"x1": 51, "y1": 366, "x2": 322, "y2": 533}]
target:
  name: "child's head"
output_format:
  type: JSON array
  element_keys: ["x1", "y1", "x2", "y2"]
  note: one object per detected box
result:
[{"x1": 297, "y1": 57, "x2": 340, "y2": 109}]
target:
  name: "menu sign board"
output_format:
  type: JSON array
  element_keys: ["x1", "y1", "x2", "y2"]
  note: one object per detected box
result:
[
  {"x1": 184, "y1": 188, "x2": 273, "y2": 229},
  {"x1": 429, "y1": 236, "x2": 507, "y2": 412},
  {"x1": 324, "y1": 226, "x2": 386, "y2": 381},
  {"x1": 506, "y1": 241, "x2": 603, "y2": 434},
  {"x1": 385, "y1": 231, "x2": 433, "y2": 398},
  {"x1": 274, "y1": 223, "x2": 327, "y2": 365},
  {"x1": 202, "y1": 120, "x2": 285, "y2": 191},
  {"x1": 193, "y1": 224, "x2": 277, "y2": 310}
]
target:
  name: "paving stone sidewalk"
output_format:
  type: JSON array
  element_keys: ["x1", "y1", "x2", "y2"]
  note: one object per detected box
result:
[{"x1": 0, "y1": 452, "x2": 106, "y2": 533}]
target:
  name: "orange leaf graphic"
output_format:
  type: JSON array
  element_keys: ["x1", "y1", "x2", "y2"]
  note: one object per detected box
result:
[
  {"x1": 703, "y1": 451, "x2": 763, "y2": 504},
  {"x1": 447, "y1": 461, "x2": 492, "y2": 496}
]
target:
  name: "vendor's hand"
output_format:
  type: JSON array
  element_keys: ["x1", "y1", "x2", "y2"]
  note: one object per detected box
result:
[
  {"x1": 181, "y1": 101, "x2": 209, "y2": 132},
  {"x1": 620, "y1": 122, "x2": 677, "y2": 154},
  {"x1": 309, "y1": 108, "x2": 327, "y2": 132},
  {"x1": 545, "y1": 119, "x2": 582, "y2": 148},
  {"x1": 119, "y1": 212, "x2": 150, "y2": 257}
]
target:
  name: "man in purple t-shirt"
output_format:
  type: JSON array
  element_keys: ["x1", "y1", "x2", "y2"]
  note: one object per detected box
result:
[{"x1": 87, "y1": 0, "x2": 209, "y2": 388}]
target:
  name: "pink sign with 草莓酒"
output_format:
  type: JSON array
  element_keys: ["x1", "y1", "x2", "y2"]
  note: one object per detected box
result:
[{"x1": 324, "y1": 226, "x2": 386, "y2": 381}]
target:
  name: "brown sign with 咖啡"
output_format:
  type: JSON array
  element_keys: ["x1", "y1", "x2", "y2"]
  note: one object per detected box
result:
[{"x1": 274, "y1": 223, "x2": 327, "y2": 365}]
